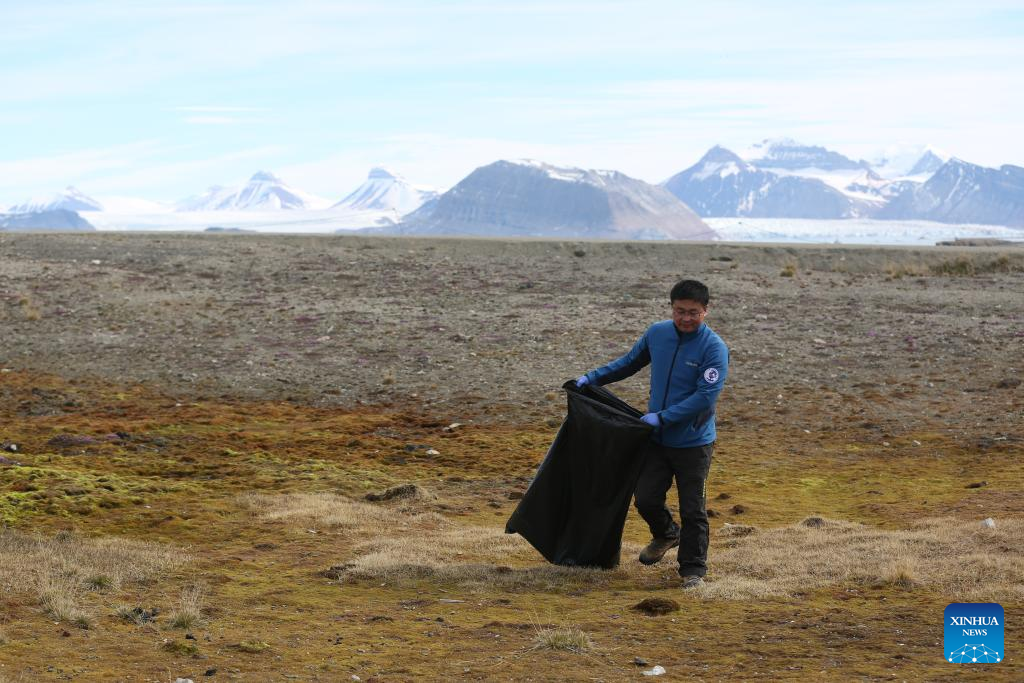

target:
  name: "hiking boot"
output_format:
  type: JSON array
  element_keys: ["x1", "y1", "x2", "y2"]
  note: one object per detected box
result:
[
  {"x1": 681, "y1": 575, "x2": 704, "y2": 589},
  {"x1": 638, "y1": 535, "x2": 679, "y2": 565}
]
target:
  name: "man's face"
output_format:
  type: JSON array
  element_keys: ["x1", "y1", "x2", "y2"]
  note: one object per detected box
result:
[{"x1": 671, "y1": 298, "x2": 707, "y2": 333}]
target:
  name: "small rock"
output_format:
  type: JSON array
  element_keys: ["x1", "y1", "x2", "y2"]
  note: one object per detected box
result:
[
  {"x1": 801, "y1": 516, "x2": 826, "y2": 528},
  {"x1": 633, "y1": 657, "x2": 649, "y2": 666},
  {"x1": 185, "y1": 632, "x2": 196, "y2": 640},
  {"x1": 706, "y1": 508, "x2": 718, "y2": 518},
  {"x1": 0, "y1": 454, "x2": 20, "y2": 466},
  {"x1": 730, "y1": 504, "x2": 746, "y2": 514},
  {"x1": 573, "y1": 248, "x2": 586, "y2": 258},
  {"x1": 174, "y1": 679, "x2": 195, "y2": 683},
  {"x1": 714, "y1": 492, "x2": 730, "y2": 500},
  {"x1": 981, "y1": 518, "x2": 996, "y2": 528},
  {"x1": 425, "y1": 448, "x2": 440, "y2": 455},
  {"x1": 443, "y1": 423, "x2": 463, "y2": 432},
  {"x1": 965, "y1": 481, "x2": 988, "y2": 489},
  {"x1": 204, "y1": 669, "x2": 217, "y2": 677},
  {"x1": 2, "y1": 442, "x2": 18, "y2": 452},
  {"x1": 995, "y1": 378, "x2": 1021, "y2": 389},
  {"x1": 642, "y1": 666, "x2": 666, "y2": 677},
  {"x1": 507, "y1": 490, "x2": 524, "y2": 500}
]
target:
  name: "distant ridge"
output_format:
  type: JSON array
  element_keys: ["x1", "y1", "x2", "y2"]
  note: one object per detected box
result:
[
  {"x1": 380, "y1": 159, "x2": 716, "y2": 240},
  {"x1": 879, "y1": 158, "x2": 1024, "y2": 227},
  {"x1": 663, "y1": 146, "x2": 872, "y2": 219},
  {"x1": 0, "y1": 209, "x2": 95, "y2": 231}
]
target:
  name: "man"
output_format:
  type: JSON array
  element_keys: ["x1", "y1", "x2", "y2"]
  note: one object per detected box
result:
[{"x1": 576, "y1": 279, "x2": 728, "y2": 589}]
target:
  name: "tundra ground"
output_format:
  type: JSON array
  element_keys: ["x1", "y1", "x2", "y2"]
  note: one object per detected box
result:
[{"x1": 1, "y1": 233, "x2": 1022, "y2": 681}]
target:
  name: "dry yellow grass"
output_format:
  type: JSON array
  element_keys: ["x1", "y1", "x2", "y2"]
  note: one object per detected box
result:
[
  {"x1": 530, "y1": 625, "x2": 594, "y2": 653},
  {"x1": 37, "y1": 571, "x2": 91, "y2": 628},
  {"x1": 246, "y1": 493, "x2": 1024, "y2": 603},
  {"x1": 697, "y1": 516, "x2": 1024, "y2": 600},
  {"x1": 0, "y1": 529, "x2": 189, "y2": 628},
  {"x1": 0, "y1": 529, "x2": 189, "y2": 590},
  {"x1": 244, "y1": 490, "x2": 445, "y2": 531},
  {"x1": 167, "y1": 582, "x2": 207, "y2": 630},
  {"x1": 245, "y1": 490, "x2": 647, "y2": 591}
]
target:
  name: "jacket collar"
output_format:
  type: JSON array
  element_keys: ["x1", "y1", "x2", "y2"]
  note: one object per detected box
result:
[{"x1": 673, "y1": 321, "x2": 705, "y2": 341}]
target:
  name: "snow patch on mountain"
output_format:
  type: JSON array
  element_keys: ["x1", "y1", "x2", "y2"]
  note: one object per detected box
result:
[
  {"x1": 663, "y1": 146, "x2": 872, "y2": 219},
  {"x1": 872, "y1": 144, "x2": 949, "y2": 179},
  {"x1": 332, "y1": 167, "x2": 437, "y2": 214},
  {"x1": 506, "y1": 159, "x2": 620, "y2": 185},
  {"x1": 177, "y1": 171, "x2": 331, "y2": 211},
  {"x1": 9, "y1": 186, "x2": 103, "y2": 213},
  {"x1": 742, "y1": 138, "x2": 868, "y2": 172}
]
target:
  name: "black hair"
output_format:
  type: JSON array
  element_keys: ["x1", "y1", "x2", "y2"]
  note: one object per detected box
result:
[{"x1": 669, "y1": 279, "x2": 710, "y2": 307}]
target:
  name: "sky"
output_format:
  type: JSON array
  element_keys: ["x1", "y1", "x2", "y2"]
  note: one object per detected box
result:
[{"x1": 2, "y1": 0, "x2": 1023, "y2": 207}]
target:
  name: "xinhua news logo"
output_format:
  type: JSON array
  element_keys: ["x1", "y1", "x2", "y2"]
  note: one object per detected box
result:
[{"x1": 944, "y1": 603, "x2": 1004, "y2": 663}]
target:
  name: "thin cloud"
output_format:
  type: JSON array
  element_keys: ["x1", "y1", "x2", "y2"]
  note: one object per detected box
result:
[
  {"x1": 182, "y1": 116, "x2": 268, "y2": 126},
  {"x1": 174, "y1": 106, "x2": 270, "y2": 113},
  {"x1": 0, "y1": 143, "x2": 290, "y2": 205}
]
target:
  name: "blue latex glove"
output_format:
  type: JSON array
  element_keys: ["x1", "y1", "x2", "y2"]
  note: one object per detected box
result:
[
  {"x1": 640, "y1": 412, "x2": 660, "y2": 427},
  {"x1": 575, "y1": 375, "x2": 590, "y2": 387}
]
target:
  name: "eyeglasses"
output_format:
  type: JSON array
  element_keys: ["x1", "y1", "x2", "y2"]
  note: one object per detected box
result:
[{"x1": 671, "y1": 307, "x2": 706, "y2": 320}]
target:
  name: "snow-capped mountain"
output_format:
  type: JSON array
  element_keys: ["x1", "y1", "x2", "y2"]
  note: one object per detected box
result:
[
  {"x1": 906, "y1": 150, "x2": 946, "y2": 176},
  {"x1": 0, "y1": 209, "x2": 95, "y2": 231},
  {"x1": 743, "y1": 138, "x2": 869, "y2": 172},
  {"x1": 332, "y1": 167, "x2": 437, "y2": 214},
  {"x1": 176, "y1": 171, "x2": 330, "y2": 211},
  {"x1": 9, "y1": 186, "x2": 103, "y2": 213},
  {"x1": 878, "y1": 158, "x2": 1024, "y2": 227},
  {"x1": 667, "y1": 143, "x2": 1024, "y2": 228},
  {"x1": 385, "y1": 159, "x2": 715, "y2": 240},
  {"x1": 739, "y1": 139, "x2": 910, "y2": 205},
  {"x1": 872, "y1": 145, "x2": 949, "y2": 179},
  {"x1": 663, "y1": 146, "x2": 873, "y2": 219}
]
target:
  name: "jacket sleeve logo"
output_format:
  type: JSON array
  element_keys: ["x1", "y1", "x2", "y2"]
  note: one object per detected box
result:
[{"x1": 703, "y1": 368, "x2": 720, "y2": 383}]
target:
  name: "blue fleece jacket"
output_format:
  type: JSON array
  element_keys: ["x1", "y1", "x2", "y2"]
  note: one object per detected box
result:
[{"x1": 584, "y1": 321, "x2": 729, "y2": 448}]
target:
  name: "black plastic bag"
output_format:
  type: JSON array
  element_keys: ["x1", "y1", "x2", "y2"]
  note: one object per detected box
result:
[{"x1": 504, "y1": 380, "x2": 652, "y2": 569}]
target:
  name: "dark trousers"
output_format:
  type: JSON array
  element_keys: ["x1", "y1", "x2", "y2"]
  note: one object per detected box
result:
[{"x1": 634, "y1": 442, "x2": 713, "y2": 577}]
